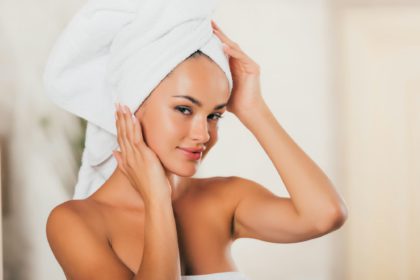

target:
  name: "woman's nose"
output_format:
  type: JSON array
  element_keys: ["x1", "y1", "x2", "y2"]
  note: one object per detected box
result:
[{"x1": 190, "y1": 116, "x2": 210, "y2": 143}]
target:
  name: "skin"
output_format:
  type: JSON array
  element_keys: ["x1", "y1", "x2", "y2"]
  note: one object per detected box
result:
[{"x1": 46, "y1": 20, "x2": 348, "y2": 280}]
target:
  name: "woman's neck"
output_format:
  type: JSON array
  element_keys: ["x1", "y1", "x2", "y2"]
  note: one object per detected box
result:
[{"x1": 89, "y1": 168, "x2": 192, "y2": 210}]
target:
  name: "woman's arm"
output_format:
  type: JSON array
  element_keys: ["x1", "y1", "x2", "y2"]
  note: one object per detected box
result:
[
  {"x1": 228, "y1": 100, "x2": 347, "y2": 243},
  {"x1": 211, "y1": 20, "x2": 347, "y2": 242},
  {"x1": 236, "y1": 99, "x2": 347, "y2": 231},
  {"x1": 114, "y1": 104, "x2": 181, "y2": 280},
  {"x1": 135, "y1": 195, "x2": 181, "y2": 280}
]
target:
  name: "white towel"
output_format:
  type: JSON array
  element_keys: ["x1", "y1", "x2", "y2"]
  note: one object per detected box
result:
[
  {"x1": 43, "y1": 0, "x2": 233, "y2": 199},
  {"x1": 181, "y1": 272, "x2": 250, "y2": 280}
]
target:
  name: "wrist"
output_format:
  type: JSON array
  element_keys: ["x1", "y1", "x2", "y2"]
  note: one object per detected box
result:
[
  {"x1": 141, "y1": 188, "x2": 172, "y2": 206},
  {"x1": 235, "y1": 98, "x2": 270, "y2": 125},
  {"x1": 143, "y1": 193, "x2": 172, "y2": 209}
]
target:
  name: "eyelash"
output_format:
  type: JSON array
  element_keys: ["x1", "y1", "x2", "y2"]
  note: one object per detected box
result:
[{"x1": 175, "y1": 106, "x2": 224, "y2": 121}]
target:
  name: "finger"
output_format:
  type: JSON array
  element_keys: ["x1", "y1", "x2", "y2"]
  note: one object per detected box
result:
[
  {"x1": 124, "y1": 106, "x2": 139, "y2": 166},
  {"x1": 213, "y1": 30, "x2": 246, "y2": 58},
  {"x1": 116, "y1": 103, "x2": 126, "y2": 157},
  {"x1": 131, "y1": 114, "x2": 148, "y2": 165},
  {"x1": 114, "y1": 150, "x2": 140, "y2": 188},
  {"x1": 123, "y1": 105, "x2": 135, "y2": 144},
  {"x1": 219, "y1": 38, "x2": 257, "y2": 71},
  {"x1": 132, "y1": 114, "x2": 144, "y2": 148},
  {"x1": 212, "y1": 25, "x2": 237, "y2": 48},
  {"x1": 113, "y1": 150, "x2": 128, "y2": 175},
  {"x1": 222, "y1": 43, "x2": 246, "y2": 59},
  {"x1": 211, "y1": 19, "x2": 218, "y2": 30},
  {"x1": 211, "y1": 19, "x2": 222, "y2": 31},
  {"x1": 124, "y1": 105, "x2": 142, "y2": 170},
  {"x1": 133, "y1": 113, "x2": 150, "y2": 148},
  {"x1": 120, "y1": 104, "x2": 135, "y2": 159}
]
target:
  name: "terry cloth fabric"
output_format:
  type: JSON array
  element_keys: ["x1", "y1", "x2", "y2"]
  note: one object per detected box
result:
[
  {"x1": 181, "y1": 272, "x2": 250, "y2": 280},
  {"x1": 43, "y1": 0, "x2": 233, "y2": 199}
]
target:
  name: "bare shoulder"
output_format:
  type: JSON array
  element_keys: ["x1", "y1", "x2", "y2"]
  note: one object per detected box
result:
[
  {"x1": 45, "y1": 199, "x2": 108, "y2": 260},
  {"x1": 192, "y1": 176, "x2": 239, "y2": 198},
  {"x1": 46, "y1": 199, "x2": 106, "y2": 240},
  {"x1": 46, "y1": 200, "x2": 132, "y2": 279},
  {"x1": 192, "y1": 175, "x2": 271, "y2": 214},
  {"x1": 194, "y1": 175, "x2": 271, "y2": 199}
]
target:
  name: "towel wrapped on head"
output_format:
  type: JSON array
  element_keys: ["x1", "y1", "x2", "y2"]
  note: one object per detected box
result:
[{"x1": 43, "y1": 0, "x2": 233, "y2": 199}]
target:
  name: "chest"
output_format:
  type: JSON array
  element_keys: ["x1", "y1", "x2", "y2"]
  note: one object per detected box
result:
[{"x1": 104, "y1": 189, "x2": 236, "y2": 275}]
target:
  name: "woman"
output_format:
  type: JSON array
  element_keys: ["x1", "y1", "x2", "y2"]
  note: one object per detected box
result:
[{"x1": 46, "y1": 21, "x2": 347, "y2": 280}]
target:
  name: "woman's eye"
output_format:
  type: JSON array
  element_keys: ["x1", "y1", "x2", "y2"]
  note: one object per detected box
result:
[
  {"x1": 175, "y1": 106, "x2": 224, "y2": 121},
  {"x1": 209, "y1": 113, "x2": 223, "y2": 121},
  {"x1": 175, "y1": 106, "x2": 192, "y2": 115}
]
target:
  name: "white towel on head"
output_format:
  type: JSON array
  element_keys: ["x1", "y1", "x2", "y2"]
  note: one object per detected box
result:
[{"x1": 43, "y1": 0, "x2": 233, "y2": 199}]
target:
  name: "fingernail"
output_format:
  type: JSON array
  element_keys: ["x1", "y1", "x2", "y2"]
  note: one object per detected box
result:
[{"x1": 131, "y1": 114, "x2": 136, "y2": 123}]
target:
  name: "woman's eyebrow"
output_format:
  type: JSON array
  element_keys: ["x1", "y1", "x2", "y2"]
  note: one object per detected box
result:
[{"x1": 172, "y1": 95, "x2": 227, "y2": 110}]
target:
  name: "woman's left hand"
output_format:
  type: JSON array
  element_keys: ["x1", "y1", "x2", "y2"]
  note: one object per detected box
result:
[{"x1": 211, "y1": 20, "x2": 265, "y2": 117}]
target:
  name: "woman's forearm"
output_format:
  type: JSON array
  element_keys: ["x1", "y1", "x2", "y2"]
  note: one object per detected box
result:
[
  {"x1": 236, "y1": 99, "x2": 347, "y2": 231},
  {"x1": 134, "y1": 195, "x2": 181, "y2": 280}
]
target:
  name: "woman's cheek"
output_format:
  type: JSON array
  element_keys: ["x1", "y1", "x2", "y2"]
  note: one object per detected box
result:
[{"x1": 140, "y1": 112, "x2": 167, "y2": 151}]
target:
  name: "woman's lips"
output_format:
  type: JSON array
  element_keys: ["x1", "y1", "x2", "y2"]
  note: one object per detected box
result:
[{"x1": 177, "y1": 147, "x2": 202, "y2": 160}]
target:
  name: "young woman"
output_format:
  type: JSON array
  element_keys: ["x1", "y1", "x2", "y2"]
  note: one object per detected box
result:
[{"x1": 46, "y1": 21, "x2": 348, "y2": 280}]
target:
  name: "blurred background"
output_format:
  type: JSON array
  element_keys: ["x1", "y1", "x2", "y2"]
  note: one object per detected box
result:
[{"x1": 0, "y1": 0, "x2": 419, "y2": 279}]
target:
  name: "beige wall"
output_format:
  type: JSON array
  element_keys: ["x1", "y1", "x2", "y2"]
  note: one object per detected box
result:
[{"x1": 334, "y1": 4, "x2": 420, "y2": 280}]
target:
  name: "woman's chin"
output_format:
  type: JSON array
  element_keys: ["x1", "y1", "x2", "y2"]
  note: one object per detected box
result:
[
  {"x1": 165, "y1": 161, "x2": 199, "y2": 177},
  {"x1": 176, "y1": 165, "x2": 198, "y2": 177},
  {"x1": 159, "y1": 149, "x2": 208, "y2": 177},
  {"x1": 174, "y1": 161, "x2": 200, "y2": 177}
]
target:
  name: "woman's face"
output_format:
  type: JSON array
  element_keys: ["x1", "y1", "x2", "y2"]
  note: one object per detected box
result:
[{"x1": 134, "y1": 55, "x2": 230, "y2": 177}]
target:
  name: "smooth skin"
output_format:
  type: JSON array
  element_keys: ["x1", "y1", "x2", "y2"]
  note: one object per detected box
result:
[{"x1": 46, "y1": 20, "x2": 348, "y2": 280}]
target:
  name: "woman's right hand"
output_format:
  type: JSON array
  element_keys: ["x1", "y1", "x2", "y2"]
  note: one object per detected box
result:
[{"x1": 112, "y1": 103, "x2": 172, "y2": 201}]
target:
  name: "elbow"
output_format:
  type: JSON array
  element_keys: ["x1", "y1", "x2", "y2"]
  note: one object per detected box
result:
[
  {"x1": 330, "y1": 205, "x2": 348, "y2": 230},
  {"x1": 316, "y1": 203, "x2": 348, "y2": 233}
]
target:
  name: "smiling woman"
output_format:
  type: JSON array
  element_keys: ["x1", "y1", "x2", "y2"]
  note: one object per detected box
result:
[
  {"x1": 46, "y1": 51, "x2": 252, "y2": 279},
  {"x1": 130, "y1": 52, "x2": 230, "y2": 179},
  {"x1": 43, "y1": 0, "x2": 347, "y2": 279}
]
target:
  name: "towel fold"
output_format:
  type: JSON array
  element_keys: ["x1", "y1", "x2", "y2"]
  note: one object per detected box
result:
[{"x1": 43, "y1": 0, "x2": 232, "y2": 199}]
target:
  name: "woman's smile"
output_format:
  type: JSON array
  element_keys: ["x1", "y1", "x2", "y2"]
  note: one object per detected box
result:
[{"x1": 177, "y1": 147, "x2": 202, "y2": 161}]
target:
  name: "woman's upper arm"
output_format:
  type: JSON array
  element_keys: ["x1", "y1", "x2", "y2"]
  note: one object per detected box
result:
[
  {"x1": 46, "y1": 202, "x2": 133, "y2": 280},
  {"x1": 230, "y1": 176, "x2": 325, "y2": 243}
]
